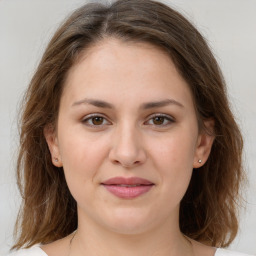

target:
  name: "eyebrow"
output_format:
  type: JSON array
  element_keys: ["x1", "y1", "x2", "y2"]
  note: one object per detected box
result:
[
  {"x1": 141, "y1": 99, "x2": 184, "y2": 109},
  {"x1": 72, "y1": 98, "x2": 184, "y2": 109},
  {"x1": 72, "y1": 98, "x2": 114, "y2": 108}
]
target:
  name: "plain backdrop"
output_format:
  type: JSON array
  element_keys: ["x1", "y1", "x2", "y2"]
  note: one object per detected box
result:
[{"x1": 0, "y1": 0, "x2": 255, "y2": 255}]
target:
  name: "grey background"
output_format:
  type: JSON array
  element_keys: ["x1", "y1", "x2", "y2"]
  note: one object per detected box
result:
[{"x1": 0, "y1": 0, "x2": 255, "y2": 255}]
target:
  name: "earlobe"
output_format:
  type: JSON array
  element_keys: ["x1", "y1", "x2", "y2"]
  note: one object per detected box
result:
[
  {"x1": 193, "y1": 119, "x2": 215, "y2": 168},
  {"x1": 44, "y1": 125, "x2": 63, "y2": 167}
]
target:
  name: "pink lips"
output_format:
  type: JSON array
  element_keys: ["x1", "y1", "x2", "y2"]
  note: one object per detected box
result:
[{"x1": 101, "y1": 177, "x2": 154, "y2": 199}]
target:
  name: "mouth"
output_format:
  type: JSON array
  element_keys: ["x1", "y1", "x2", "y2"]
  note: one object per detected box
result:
[{"x1": 101, "y1": 177, "x2": 154, "y2": 199}]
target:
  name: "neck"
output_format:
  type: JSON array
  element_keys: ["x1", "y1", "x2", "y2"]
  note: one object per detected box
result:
[{"x1": 70, "y1": 211, "x2": 194, "y2": 256}]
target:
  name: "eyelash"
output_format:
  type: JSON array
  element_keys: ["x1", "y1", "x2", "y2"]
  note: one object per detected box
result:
[
  {"x1": 81, "y1": 113, "x2": 175, "y2": 128},
  {"x1": 144, "y1": 114, "x2": 175, "y2": 127},
  {"x1": 82, "y1": 114, "x2": 111, "y2": 127}
]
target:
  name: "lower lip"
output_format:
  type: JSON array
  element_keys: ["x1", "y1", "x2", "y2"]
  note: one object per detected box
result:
[{"x1": 102, "y1": 185, "x2": 153, "y2": 199}]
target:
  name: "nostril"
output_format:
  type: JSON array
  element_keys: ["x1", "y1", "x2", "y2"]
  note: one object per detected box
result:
[
  {"x1": 108, "y1": 142, "x2": 147, "y2": 168},
  {"x1": 113, "y1": 160, "x2": 120, "y2": 165}
]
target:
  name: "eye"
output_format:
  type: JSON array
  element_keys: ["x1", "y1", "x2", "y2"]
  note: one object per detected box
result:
[
  {"x1": 145, "y1": 114, "x2": 174, "y2": 126},
  {"x1": 82, "y1": 114, "x2": 111, "y2": 127}
]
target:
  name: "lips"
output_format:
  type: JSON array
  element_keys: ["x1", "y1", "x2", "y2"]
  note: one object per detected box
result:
[{"x1": 101, "y1": 177, "x2": 154, "y2": 199}]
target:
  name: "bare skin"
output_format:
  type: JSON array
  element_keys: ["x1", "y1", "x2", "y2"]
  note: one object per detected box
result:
[
  {"x1": 41, "y1": 234, "x2": 217, "y2": 256},
  {"x1": 43, "y1": 38, "x2": 215, "y2": 256}
]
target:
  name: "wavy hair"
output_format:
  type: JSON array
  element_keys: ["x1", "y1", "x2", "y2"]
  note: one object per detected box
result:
[{"x1": 13, "y1": 0, "x2": 244, "y2": 249}]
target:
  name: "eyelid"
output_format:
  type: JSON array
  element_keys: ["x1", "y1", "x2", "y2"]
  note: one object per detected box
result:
[
  {"x1": 81, "y1": 113, "x2": 112, "y2": 126},
  {"x1": 81, "y1": 113, "x2": 175, "y2": 127},
  {"x1": 144, "y1": 113, "x2": 175, "y2": 126}
]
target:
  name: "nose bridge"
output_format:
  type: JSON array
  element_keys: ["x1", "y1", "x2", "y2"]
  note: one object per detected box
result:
[
  {"x1": 109, "y1": 120, "x2": 146, "y2": 167},
  {"x1": 117, "y1": 121, "x2": 138, "y2": 152}
]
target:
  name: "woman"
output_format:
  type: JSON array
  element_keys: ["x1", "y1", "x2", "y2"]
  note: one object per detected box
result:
[{"x1": 9, "y1": 0, "x2": 252, "y2": 255}]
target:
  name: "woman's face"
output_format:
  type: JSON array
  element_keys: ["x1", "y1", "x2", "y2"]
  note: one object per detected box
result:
[{"x1": 45, "y1": 38, "x2": 214, "y2": 234}]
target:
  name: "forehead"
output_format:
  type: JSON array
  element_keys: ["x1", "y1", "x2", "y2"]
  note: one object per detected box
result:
[
  {"x1": 69, "y1": 38, "x2": 174, "y2": 77},
  {"x1": 62, "y1": 38, "x2": 193, "y2": 107}
]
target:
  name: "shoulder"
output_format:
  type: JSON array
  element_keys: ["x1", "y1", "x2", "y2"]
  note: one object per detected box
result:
[
  {"x1": 7, "y1": 234, "x2": 73, "y2": 256},
  {"x1": 190, "y1": 240, "x2": 254, "y2": 256},
  {"x1": 215, "y1": 248, "x2": 255, "y2": 256},
  {"x1": 7, "y1": 245, "x2": 48, "y2": 256}
]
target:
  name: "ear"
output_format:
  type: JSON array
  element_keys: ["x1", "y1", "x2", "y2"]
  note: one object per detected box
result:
[
  {"x1": 44, "y1": 125, "x2": 63, "y2": 167},
  {"x1": 193, "y1": 119, "x2": 215, "y2": 168}
]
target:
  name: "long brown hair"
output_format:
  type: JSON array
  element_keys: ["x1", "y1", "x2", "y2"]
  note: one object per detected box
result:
[{"x1": 13, "y1": 0, "x2": 244, "y2": 249}]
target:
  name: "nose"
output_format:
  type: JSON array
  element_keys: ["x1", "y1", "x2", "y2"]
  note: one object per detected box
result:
[{"x1": 108, "y1": 124, "x2": 147, "y2": 168}]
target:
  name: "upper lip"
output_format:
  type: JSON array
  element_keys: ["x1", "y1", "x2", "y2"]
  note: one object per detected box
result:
[{"x1": 101, "y1": 177, "x2": 154, "y2": 185}]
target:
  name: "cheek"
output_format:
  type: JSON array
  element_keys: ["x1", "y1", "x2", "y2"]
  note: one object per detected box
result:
[
  {"x1": 58, "y1": 125, "x2": 108, "y2": 169},
  {"x1": 151, "y1": 129, "x2": 197, "y2": 169},
  {"x1": 57, "y1": 129, "x2": 109, "y2": 198},
  {"x1": 149, "y1": 128, "x2": 197, "y2": 199}
]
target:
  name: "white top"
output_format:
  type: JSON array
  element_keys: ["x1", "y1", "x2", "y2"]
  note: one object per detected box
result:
[{"x1": 6, "y1": 245, "x2": 255, "y2": 256}]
